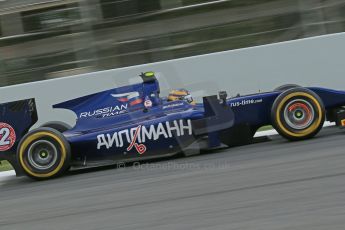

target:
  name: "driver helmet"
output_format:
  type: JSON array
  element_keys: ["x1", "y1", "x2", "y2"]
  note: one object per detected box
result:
[{"x1": 167, "y1": 89, "x2": 195, "y2": 105}]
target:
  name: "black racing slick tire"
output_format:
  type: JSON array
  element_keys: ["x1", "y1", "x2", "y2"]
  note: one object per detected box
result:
[
  {"x1": 274, "y1": 84, "x2": 301, "y2": 92},
  {"x1": 16, "y1": 127, "x2": 71, "y2": 180},
  {"x1": 40, "y1": 121, "x2": 72, "y2": 133},
  {"x1": 271, "y1": 88, "x2": 325, "y2": 141}
]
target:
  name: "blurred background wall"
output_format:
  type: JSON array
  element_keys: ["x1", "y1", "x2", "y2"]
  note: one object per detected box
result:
[
  {"x1": 1, "y1": 0, "x2": 345, "y2": 126},
  {"x1": 1, "y1": 0, "x2": 345, "y2": 87}
]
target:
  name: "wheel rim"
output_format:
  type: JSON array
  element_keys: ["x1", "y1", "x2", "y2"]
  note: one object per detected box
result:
[
  {"x1": 283, "y1": 99, "x2": 315, "y2": 130},
  {"x1": 27, "y1": 140, "x2": 58, "y2": 170}
]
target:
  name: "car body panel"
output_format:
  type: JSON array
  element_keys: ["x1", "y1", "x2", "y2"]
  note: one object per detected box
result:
[{"x1": 3, "y1": 72, "x2": 345, "y2": 176}]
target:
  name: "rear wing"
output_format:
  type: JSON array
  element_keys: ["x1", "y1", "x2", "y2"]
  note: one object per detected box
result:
[{"x1": 0, "y1": 99, "x2": 38, "y2": 175}]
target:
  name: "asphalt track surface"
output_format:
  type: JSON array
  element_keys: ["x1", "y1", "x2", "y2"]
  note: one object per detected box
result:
[{"x1": 1, "y1": 127, "x2": 345, "y2": 230}]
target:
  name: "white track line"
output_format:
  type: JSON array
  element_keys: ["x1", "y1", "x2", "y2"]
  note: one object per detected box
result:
[
  {"x1": 254, "y1": 129, "x2": 278, "y2": 137},
  {"x1": 254, "y1": 121, "x2": 335, "y2": 137},
  {"x1": 0, "y1": 170, "x2": 16, "y2": 179},
  {"x1": 0, "y1": 122, "x2": 337, "y2": 178}
]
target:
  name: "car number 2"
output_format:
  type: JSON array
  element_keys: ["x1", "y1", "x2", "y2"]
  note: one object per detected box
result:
[
  {"x1": 0, "y1": 128, "x2": 10, "y2": 146},
  {"x1": 0, "y1": 123, "x2": 16, "y2": 151}
]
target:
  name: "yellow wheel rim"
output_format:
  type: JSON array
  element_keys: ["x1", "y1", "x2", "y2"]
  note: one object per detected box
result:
[
  {"x1": 275, "y1": 92, "x2": 323, "y2": 138},
  {"x1": 19, "y1": 131, "x2": 67, "y2": 178}
]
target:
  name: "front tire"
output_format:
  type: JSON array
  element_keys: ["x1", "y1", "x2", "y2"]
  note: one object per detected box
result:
[
  {"x1": 274, "y1": 84, "x2": 301, "y2": 91},
  {"x1": 271, "y1": 88, "x2": 325, "y2": 141},
  {"x1": 17, "y1": 127, "x2": 71, "y2": 180}
]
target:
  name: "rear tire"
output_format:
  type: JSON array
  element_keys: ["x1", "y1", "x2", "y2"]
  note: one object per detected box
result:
[
  {"x1": 40, "y1": 121, "x2": 71, "y2": 133},
  {"x1": 17, "y1": 127, "x2": 71, "y2": 180},
  {"x1": 271, "y1": 88, "x2": 325, "y2": 141}
]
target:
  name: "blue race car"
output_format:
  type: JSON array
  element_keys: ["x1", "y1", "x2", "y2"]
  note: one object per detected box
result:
[{"x1": 1, "y1": 72, "x2": 345, "y2": 180}]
